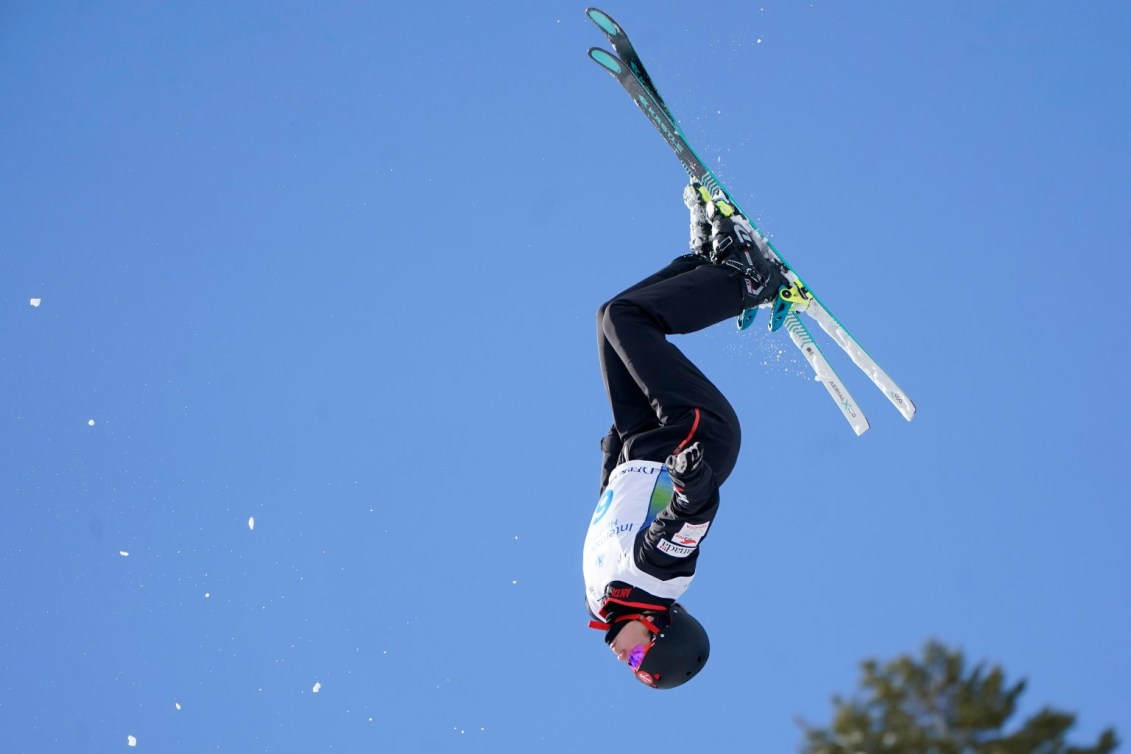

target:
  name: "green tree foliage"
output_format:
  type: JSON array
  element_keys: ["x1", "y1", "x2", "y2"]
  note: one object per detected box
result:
[{"x1": 799, "y1": 641, "x2": 1118, "y2": 754}]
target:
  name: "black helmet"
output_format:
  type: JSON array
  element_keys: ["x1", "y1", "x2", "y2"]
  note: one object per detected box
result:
[{"x1": 633, "y1": 603, "x2": 710, "y2": 689}]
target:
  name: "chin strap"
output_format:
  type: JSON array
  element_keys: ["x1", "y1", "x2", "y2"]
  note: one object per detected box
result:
[
  {"x1": 588, "y1": 610, "x2": 667, "y2": 634},
  {"x1": 588, "y1": 589, "x2": 672, "y2": 633}
]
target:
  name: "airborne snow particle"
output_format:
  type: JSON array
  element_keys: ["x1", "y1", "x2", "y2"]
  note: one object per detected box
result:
[
  {"x1": 127, "y1": 734, "x2": 137, "y2": 747},
  {"x1": 312, "y1": 681, "x2": 322, "y2": 693},
  {"x1": 175, "y1": 701, "x2": 182, "y2": 710},
  {"x1": 204, "y1": 592, "x2": 211, "y2": 598},
  {"x1": 29, "y1": 298, "x2": 41, "y2": 307},
  {"x1": 88, "y1": 419, "x2": 96, "y2": 426},
  {"x1": 248, "y1": 516, "x2": 255, "y2": 531},
  {"x1": 119, "y1": 550, "x2": 129, "y2": 557}
]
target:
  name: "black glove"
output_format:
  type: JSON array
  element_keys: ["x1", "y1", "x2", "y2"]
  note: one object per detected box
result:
[
  {"x1": 666, "y1": 441, "x2": 703, "y2": 479},
  {"x1": 665, "y1": 441, "x2": 717, "y2": 515}
]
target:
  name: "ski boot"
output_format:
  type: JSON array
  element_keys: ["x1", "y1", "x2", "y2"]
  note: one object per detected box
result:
[{"x1": 703, "y1": 190, "x2": 786, "y2": 310}]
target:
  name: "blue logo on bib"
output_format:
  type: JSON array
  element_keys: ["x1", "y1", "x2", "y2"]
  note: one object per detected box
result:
[{"x1": 591, "y1": 489, "x2": 613, "y2": 525}]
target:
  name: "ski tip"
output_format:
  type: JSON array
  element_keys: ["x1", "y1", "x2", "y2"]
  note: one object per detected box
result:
[
  {"x1": 587, "y1": 47, "x2": 623, "y2": 75},
  {"x1": 585, "y1": 8, "x2": 622, "y2": 37}
]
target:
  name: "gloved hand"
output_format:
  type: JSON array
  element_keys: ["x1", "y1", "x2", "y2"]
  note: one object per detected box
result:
[
  {"x1": 666, "y1": 441, "x2": 704, "y2": 479},
  {"x1": 705, "y1": 193, "x2": 760, "y2": 264},
  {"x1": 682, "y1": 181, "x2": 712, "y2": 257},
  {"x1": 665, "y1": 441, "x2": 715, "y2": 514}
]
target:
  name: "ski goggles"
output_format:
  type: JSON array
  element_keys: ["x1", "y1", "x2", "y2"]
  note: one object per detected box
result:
[{"x1": 628, "y1": 641, "x2": 652, "y2": 670}]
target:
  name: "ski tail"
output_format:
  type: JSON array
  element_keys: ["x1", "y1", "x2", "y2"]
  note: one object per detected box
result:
[
  {"x1": 804, "y1": 302, "x2": 916, "y2": 421},
  {"x1": 784, "y1": 313, "x2": 870, "y2": 435}
]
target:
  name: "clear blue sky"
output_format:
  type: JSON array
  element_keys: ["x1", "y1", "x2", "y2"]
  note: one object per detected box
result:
[{"x1": 3, "y1": 2, "x2": 1129, "y2": 751}]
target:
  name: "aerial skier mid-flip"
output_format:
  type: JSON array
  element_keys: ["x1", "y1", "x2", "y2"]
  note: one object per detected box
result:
[
  {"x1": 583, "y1": 182, "x2": 784, "y2": 689},
  {"x1": 581, "y1": 8, "x2": 915, "y2": 690}
]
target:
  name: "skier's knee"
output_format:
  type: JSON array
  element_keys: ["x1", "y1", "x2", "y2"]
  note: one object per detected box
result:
[
  {"x1": 597, "y1": 299, "x2": 612, "y2": 327},
  {"x1": 600, "y1": 297, "x2": 641, "y2": 337}
]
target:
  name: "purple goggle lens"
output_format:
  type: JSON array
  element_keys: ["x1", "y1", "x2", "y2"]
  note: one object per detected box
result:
[{"x1": 628, "y1": 643, "x2": 650, "y2": 670}]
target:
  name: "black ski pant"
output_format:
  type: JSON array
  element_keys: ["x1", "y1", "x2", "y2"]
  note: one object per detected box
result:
[{"x1": 597, "y1": 254, "x2": 744, "y2": 492}]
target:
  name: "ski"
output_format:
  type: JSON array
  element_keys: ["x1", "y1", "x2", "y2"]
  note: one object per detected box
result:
[{"x1": 586, "y1": 9, "x2": 916, "y2": 432}]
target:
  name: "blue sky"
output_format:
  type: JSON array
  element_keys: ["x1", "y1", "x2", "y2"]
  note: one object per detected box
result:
[{"x1": 3, "y1": 1, "x2": 1129, "y2": 751}]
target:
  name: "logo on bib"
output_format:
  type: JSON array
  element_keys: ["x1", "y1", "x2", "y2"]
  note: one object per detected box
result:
[
  {"x1": 672, "y1": 521, "x2": 710, "y2": 547},
  {"x1": 591, "y1": 489, "x2": 614, "y2": 525},
  {"x1": 657, "y1": 539, "x2": 696, "y2": 558}
]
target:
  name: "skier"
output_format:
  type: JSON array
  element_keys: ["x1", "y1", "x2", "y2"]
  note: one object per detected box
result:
[{"x1": 583, "y1": 182, "x2": 785, "y2": 689}]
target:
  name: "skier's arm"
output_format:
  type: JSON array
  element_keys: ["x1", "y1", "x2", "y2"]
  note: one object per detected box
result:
[
  {"x1": 637, "y1": 443, "x2": 720, "y2": 574},
  {"x1": 598, "y1": 426, "x2": 623, "y2": 494}
]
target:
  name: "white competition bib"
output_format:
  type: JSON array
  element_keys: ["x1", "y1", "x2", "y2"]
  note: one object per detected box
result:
[{"x1": 582, "y1": 460, "x2": 692, "y2": 617}]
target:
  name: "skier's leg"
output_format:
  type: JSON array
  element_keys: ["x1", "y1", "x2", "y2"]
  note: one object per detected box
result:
[
  {"x1": 596, "y1": 254, "x2": 708, "y2": 491},
  {"x1": 599, "y1": 262, "x2": 745, "y2": 483},
  {"x1": 597, "y1": 254, "x2": 706, "y2": 443}
]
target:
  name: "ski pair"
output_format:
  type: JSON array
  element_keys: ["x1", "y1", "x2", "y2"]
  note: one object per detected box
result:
[{"x1": 585, "y1": 7, "x2": 916, "y2": 435}]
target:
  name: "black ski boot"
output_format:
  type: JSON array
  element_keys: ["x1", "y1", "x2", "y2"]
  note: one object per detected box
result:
[{"x1": 706, "y1": 196, "x2": 786, "y2": 309}]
